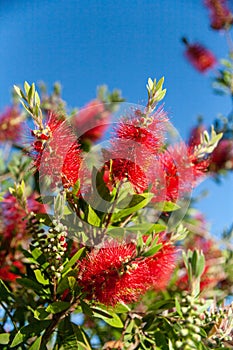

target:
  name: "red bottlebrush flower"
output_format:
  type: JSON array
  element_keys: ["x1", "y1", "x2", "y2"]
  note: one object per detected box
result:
[
  {"x1": 188, "y1": 147, "x2": 210, "y2": 179},
  {"x1": 0, "y1": 106, "x2": 23, "y2": 142},
  {"x1": 183, "y1": 39, "x2": 216, "y2": 72},
  {"x1": 78, "y1": 240, "x2": 176, "y2": 306},
  {"x1": 72, "y1": 100, "x2": 111, "y2": 143},
  {"x1": 204, "y1": 0, "x2": 233, "y2": 30},
  {"x1": 31, "y1": 112, "x2": 82, "y2": 189},
  {"x1": 210, "y1": 139, "x2": 233, "y2": 172},
  {"x1": 0, "y1": 192, "x2": 46, "y2": 243},
  {"x1": 103, "y1": 157, "x2": 149, "y2": 194},
  {"x1": 102, "y1": 108, "x2": 167, "y2": 194},
  {"x1": 0, "y1": 266, "x2": 20, "y2": 282},
  {"x1": 0, "y1": 193, "x2": 45, "y2": 283},
  {"x1": 115, "y1": 107, "x2": 168, "y2": 155},
  {"x1": 0, "y1": 257, "x2": 25, "y2": 282},
  {"x1": 150, "y1": 142, "x2": 210, "y2": 203},
  {"x1": 153, "y1": 144, "x2": 194, "y2": 202}
]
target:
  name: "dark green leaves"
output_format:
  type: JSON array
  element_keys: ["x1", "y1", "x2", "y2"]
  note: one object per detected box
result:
[
  {"x1": 56, "y1": 318, "x2": 92, "y2": 350},
  {"x1": 46, "y1": 301, "x2": 70, "y2": 314},
  {"x1": 10, "y1": 320, "x2": 51, "y2": 347},
  {"x1": 0, "y1": 279, "x2": 14, "y2": 302}
]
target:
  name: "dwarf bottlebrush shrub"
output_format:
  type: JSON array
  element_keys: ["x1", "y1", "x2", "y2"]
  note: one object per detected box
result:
[{"x1": 1, "y1": 5, "x2": 233, "y2": 347}]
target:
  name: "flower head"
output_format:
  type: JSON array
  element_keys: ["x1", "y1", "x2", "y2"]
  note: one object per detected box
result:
[
  {"x1": 183, "y1": 39, "x2": 216, "y2": 72},
  {"x1": 0, "y1": 107, "x2": 23, "y2": 142},
  {"x1": 0, "y1": 193, "x2": 45, "y2": 282},
  {"x1": 31, "y1": 112, "x2": 82, "y2": 189},
  {"x1": 152, "y1": 143, "x2": 207, "y2": 202},
  {"x1": 102, "y1": 108, "x2": 167, "y2": 194},
  {"x1": 204, "y1": 0, "x2": 233, "y2": 30},
  {"x1": 72, "y1": 100, "x2": 111, "y2": 143},
  {"x1": 210, "y1": 139, "x2": 233, "y2": 172},
  {"x1": 78, "y1": 239, "x2": 176, "y2": 306},
  {"x1": 0, "y1": 192, "x2": 45, "y2": 243},
  {"x1": 115, "y1": 107, "x2": 167, "y2": 154}
]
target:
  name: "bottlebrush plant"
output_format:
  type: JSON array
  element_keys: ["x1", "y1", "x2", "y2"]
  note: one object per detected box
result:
[{"x1": 1, "y1": 5, "x2": 233, "y2": 350}]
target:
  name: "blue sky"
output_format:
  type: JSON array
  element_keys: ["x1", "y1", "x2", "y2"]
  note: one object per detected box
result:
[{"x1": 0, "y1": 0, "x2": 232, "y2": 237}]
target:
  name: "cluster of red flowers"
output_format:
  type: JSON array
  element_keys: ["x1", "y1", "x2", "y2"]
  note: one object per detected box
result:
[
  {"x1": 183, "y1": 39, "x2": 216, "y2": 73},
  {"x1": 183, "y1": 1, "x2": 233, "y2": 73},
  {"x1": 0, "y1": 106, "x2": 23, "y2": 143},
  {"x1": 204, "y1": 0, "x2": 233, "y2": 30},
  {"x1": 31, "y1": 106, "x2": 210, "y2": 204},
  {"x1": 210, "y1": 139, "x2": 233, "y2": 171},
  {"x1": 72, "y1": 99, "x2": 111, "y2": 143},
  {"x1": 0, "y1": 193, "x2": 45, "y2": 281},
  {"x1": 103, "y1": 109, "x2": 210, "y2": 203},
  {"x1": 78, "y1": 238, "x2": 175, "y2": 306}
]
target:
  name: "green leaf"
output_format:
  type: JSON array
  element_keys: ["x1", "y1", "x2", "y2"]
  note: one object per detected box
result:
[
  {"x1": 31, "y1": 247, "x2": 43, "y2": 260},
  {"x1": 14, "y1": 85, "x2": 24, "y2": 98},
  {"x1": 142, "y1": 243, "x2": 162, "y2": 257},
  {"x1": 62, "y1": 247, "x2": 85, "y2": 275},
  {"x1": 191, "y1": 250, "x2": 198, "y2": 276},
  {"x1": 0, "y1": 333, "x2": 10, "y2": 345},
  {"x1": 68, "y1": 276, "x2": 76, "y2": 290},
  {"x1": 16, "y1": 278, "x2": 45, "y2": 294},
  {"x1": 125, "y1": 319, "x2": 135, "y2": 334},
  {"x1": 113, "y1": 193, "x2": 154, "y2": 221},
  {"x1": 86, "y1": 205, "x2": 101, "y2": 227},
  {"x1": 155, "y1": 201, "x2": 180, "y2": 212},
  {"x1": 175, "y1": 297, "x2": 183, "y2": 317},
  {"x1": 196, "y1": 252, "x2": 205, "y2": 278},
  {"x1": 94, "y1": 166, "x2": 112, "y2": 203},
  {"x1": 46, "y1": 301, "x2": 70, "y2": 314},
  {"x1": 0, "y1": 279, "x2": 13, "y2": 301},
  {"x1": 111, "y1": 303, "x2": 131, "y2": 313},
  {"x1": 57, "y1": 318, "x2": 92, "y2": 350},
  {"x1": 28, "y1": 336, "x2": 42, "y2": 350},
  {"x1": 57, "y1": 279, "x2": 69, "y2": 295},
  {"x1": 34, "y1": 269, "x2": 49, "y2": 285},
  {"x1": 34, "y1": 308, "x2": 50, "y2": 320},
  {"x1": 92, "y1": 307, "x2": 123, "y2": 328},
  {"x1": 35, "y1": 91, "x2": 41, "y2": 106},
  {"x1": 28, "y1": 83, "x2": 35, "y2": 104},
  {"x1": 24, "y1": 81, "x2": 30, "y2": 94},
  {"x1": 80, "y1": 300, "x2": 93, "y2": 317},
  {"x1": 10, "y1": 320, "x2": 50, "y2": 347},
  {"x1": 150, "y1": 299, "x2": 175, "y2": 313},
  {"x1": 113, "y1": 223, "x2": 166, "y2": 234}
]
